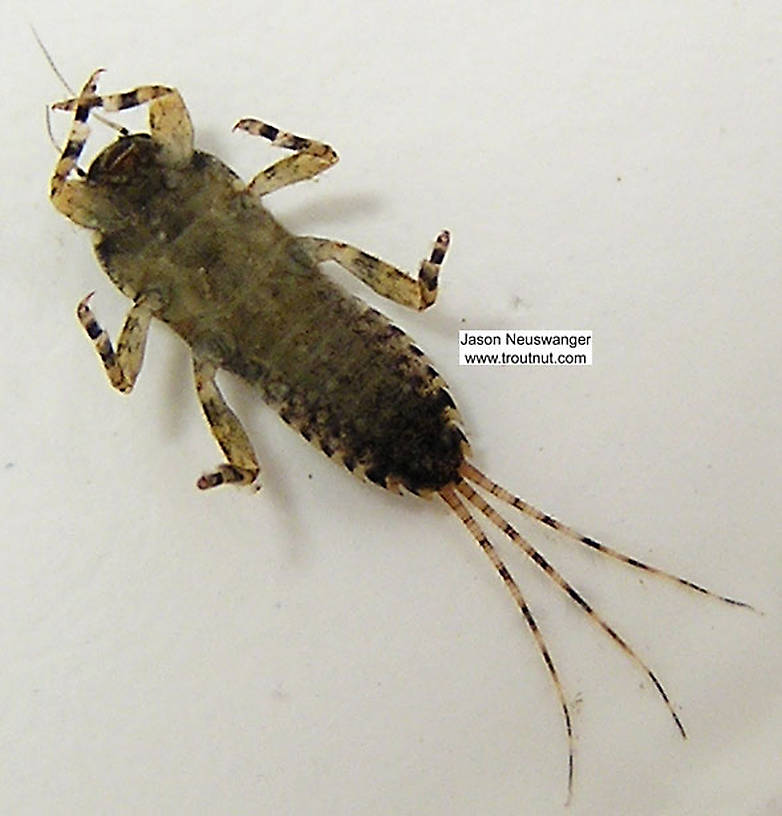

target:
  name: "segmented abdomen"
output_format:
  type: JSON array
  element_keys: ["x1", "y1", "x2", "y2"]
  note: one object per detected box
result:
[{"x1": 223, "y1": 245, "x2": 468, "y2": 495}]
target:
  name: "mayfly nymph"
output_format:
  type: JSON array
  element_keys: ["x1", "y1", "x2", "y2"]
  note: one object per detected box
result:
[{"x1": 49, "y1": 71, "x2": 749, "y2": 797}]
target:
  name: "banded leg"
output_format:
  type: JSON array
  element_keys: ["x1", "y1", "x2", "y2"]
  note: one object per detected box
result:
[
  {"x1": 193, "y1": 357, "x2": 260, "y2": 490},
  {"x1": 51, "y1": 74, "x2": 193, "y2": 170},
  {"x1": 49, "y1": 69, "x2": 105, "y2": 225},
  {"x1": 50, "y1": 70, "x2": 101, "y2": 198},
  {"x1": 77, "y1": 293, "x2": 156, "y2": 393},
  {"x1": 233, "y1": 118, "x2": 338, "y2": 196},
  {"x1": 298, "y1": 230, "x2": 450, "y2": 311}
]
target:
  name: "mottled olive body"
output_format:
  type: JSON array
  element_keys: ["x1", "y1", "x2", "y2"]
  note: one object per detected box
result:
[
  {"x1": 87, "y1": 133, "x2": 466, "y2": 494},
  {"x1": 49, "y1": 75, "x2": 748, "y2": 801}
]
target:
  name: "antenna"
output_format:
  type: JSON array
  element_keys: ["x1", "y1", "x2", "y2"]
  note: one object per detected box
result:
[{"x1": 32, "y1": 24, "x2": 128, "y2": 153}]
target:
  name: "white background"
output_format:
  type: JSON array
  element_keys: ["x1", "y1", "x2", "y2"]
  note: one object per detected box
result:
[{"x1": 2, "y1": 2, "x2": 780, "y2": 814}]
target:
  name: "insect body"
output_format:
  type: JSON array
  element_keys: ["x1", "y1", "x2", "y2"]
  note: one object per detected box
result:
[{"x1": 50, "y1": 71, "x2": 748, "y2": 798}]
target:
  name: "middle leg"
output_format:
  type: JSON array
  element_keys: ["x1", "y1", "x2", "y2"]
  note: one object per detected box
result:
[
  {"x1": 233, "y1": 118, "x2": 338, "y2": 196},
  {"x1": 77, "y1": 292, "x2": 158, "y2": 393}
]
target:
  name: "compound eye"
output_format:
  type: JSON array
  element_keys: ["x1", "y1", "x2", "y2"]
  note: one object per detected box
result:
[
  {"x1": 98, "y1": 141, "x2": 138, "y2": 180},
  {"x1": 89, "y1": 134, "x2": 152, "y2": 182}
]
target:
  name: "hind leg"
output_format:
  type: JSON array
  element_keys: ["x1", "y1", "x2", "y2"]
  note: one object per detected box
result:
[
  {"x1": 298, "y1": 230, "x2": 450, "y2": 311},
  {"x1": 192, "y1": 357, "x2": 260, "y2": 490}
]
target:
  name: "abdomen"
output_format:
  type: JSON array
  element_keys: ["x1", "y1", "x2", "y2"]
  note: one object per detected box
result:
[{"x1": 220, "y1": 244, "x2": 468, "y2": 495}]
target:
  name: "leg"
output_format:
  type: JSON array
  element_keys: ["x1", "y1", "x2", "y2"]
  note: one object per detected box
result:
[
  {"x1": 192, "y1": 357, "x2": 260, "y2": 490},
  {"x1": 50, "y1": 69, "x2": 104, "y2": 223},
  {"x1": 77, "y1": 293, "x2": 157, "y2": 393},
  {"x1": 297, "y1": 231, "x2": 450, "y2": 311},
  {"x1": 51, "y1": 73, "x2": 193, "y2": 169},
  {"x1": 233, "y1": 118, "x2": 338, "y2": 196}
]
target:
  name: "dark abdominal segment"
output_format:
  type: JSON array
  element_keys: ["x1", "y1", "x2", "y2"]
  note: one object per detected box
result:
[{"x1": 361, "y1": 385, "x2": 466, "y2": 493}]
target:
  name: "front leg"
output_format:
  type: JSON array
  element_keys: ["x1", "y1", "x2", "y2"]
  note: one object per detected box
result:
[
  {"x1": 51, "y1": 72, "x2": 194, "y2": 228},
  {"x1": 51, "y1": 73, "x2": 193, "y2": 169},
  {"x1": 233, "y1": 118, "x2": 338, "y2": 197}
]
